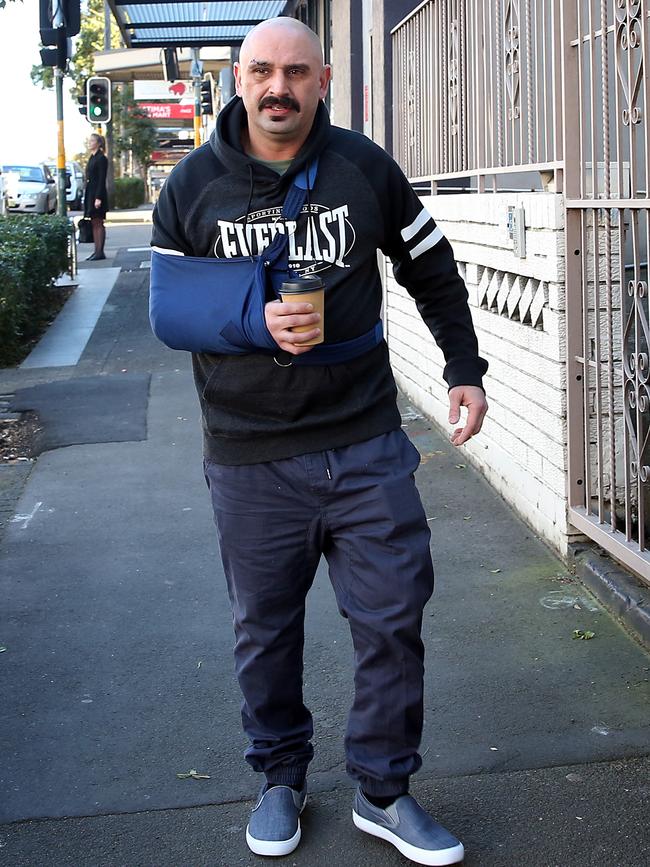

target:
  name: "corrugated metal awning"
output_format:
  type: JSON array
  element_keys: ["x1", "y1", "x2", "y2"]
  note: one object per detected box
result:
[{"x1": 107, "y1": 1, "x2": 298, "y2": 48}]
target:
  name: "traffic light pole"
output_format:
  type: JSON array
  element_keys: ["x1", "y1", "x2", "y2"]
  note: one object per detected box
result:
[
  {"x1": 54, "y1": 18, "x2": 67, "y2": 217},
  {"x1": 55, "y1": 67, "x2": 67, "y2": 218},
  {"x1": 191, "y1": 49, "x2": 202, "y2": 149}
]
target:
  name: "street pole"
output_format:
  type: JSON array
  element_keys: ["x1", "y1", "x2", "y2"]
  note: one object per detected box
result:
[
  {"x1": 54, "y1": 13, "x2": 67, "y2": 217},
  {"x1": 55, "y1": 66, "x2": 67, "y2": 217},
  {"x1": 104, "y1": 0, "x2": 115, "y2": 205},
  {"x1": 191, "y1": 48, "x2": 203, "y2": 149}
]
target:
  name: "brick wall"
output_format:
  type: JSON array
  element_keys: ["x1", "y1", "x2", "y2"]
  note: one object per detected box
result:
[{"x1": 384, "y1": 192, "x2": 575, "y2": 552}]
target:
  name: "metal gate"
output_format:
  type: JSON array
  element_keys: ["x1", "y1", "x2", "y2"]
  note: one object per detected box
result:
[
  {"x1": 392, "y1": 0, "x2": 650, "y2": 583},
  {"x1": 564, "y1": 0, "x2": 650, "y2": 583}
]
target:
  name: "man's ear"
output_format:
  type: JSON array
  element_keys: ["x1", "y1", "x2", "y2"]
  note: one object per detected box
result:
[
  {"x1": 234, "y1": 62, "x2": 242, "y2": 96},
  {"x1": 319, "y1": 65, "x2": 332, "y2": 100}
]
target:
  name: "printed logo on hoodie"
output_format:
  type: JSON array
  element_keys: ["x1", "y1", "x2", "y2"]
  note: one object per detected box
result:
[{"x1": 214, "y1": 203, "x2": 355, "y2": 274}]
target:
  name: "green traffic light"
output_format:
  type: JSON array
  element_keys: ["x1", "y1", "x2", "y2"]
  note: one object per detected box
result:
[{"x1": 92, "y1": 106, "x2": 102, "y2": 117}]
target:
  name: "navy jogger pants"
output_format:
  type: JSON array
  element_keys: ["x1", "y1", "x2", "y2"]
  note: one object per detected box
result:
[{"x1": 203, "y1": 429, "x2": 435, "y2": 798}]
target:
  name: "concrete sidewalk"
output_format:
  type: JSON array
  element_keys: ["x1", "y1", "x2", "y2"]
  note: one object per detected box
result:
[
  {"x1": 0, "y1": 235, "x2": 649, "y2": 866},
  {"x1": 68, "y1": 204, "x2": 153, "y2": 225},
  {"x1": 105, "y1": 204, "x2": 153, "y2": 225}
]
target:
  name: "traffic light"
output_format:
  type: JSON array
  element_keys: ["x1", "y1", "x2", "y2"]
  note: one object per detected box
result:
[
  {"x1": 86, "y1": 76, "x2": 111, "y2": 124},
  {"x1": 39, "y1": 47, "x2": 58, "y2": 68},
  {"x1": 162, "y1": 48, "x2": 180, "y2": 83},
  {"x1": 200, "y1": 75, "x2": 214, "y2": 116},
  {"x1": 39, "y1": 31, "x2": 71, "y2": 71},
  {"x1": 39, "y1": 0, "x2": 80, "y2": 46},
  {"x1": 77, "y1": 88, "x2": 88, "y2": 118}
]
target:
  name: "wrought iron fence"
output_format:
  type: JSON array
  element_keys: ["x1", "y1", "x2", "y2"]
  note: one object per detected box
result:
[
  {"x1": 564, "y1": 0, "x2": 650, "y2": 582},
  {"x1": 391, "y1": 0, "x2": 564, "y2": 185},
  {"x1": 392, "y1": 0, "x2": 650, "y2": 583}
]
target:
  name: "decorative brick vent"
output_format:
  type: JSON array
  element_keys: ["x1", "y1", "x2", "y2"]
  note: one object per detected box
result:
[{"x1": 475, "y1": 266, "x2": 548, "y2": 330}]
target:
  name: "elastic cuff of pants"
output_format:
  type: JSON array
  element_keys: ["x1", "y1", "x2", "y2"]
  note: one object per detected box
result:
[
  {"x1": 359, "y1": 777, "x2": 409, "y2": 799},
  {"x1": 265, "y1": 766, "x2": 308, "y2": 788}
]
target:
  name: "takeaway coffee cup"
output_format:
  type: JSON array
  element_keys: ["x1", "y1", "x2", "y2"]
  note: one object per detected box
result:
[{"x1": 279, "y1": 274, "x2": 325, "y2": 346}]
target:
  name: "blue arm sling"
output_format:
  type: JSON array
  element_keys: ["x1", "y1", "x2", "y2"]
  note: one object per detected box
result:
[{"x1": 149, "y1": 158, "x2": 383, "y2": 363}]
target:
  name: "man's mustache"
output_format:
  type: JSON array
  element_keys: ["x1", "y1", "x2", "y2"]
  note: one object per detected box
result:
[{"x1": 259, "y1": 96, "x2": 300, "y2": 112}]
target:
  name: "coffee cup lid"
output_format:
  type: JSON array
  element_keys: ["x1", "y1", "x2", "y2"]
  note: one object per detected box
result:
[{"x1": 279, "y1": 274, "x2": 324, "y2": 294}]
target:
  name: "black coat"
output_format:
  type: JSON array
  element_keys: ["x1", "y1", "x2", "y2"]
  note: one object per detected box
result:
[{"x1": 84, "y1": 151, "x2": 108, "y2": 218}]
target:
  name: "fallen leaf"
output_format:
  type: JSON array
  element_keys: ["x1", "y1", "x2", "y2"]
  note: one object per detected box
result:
[
  {"x1": 489, "y1": 746, "x2": 498, "y2": 751},
  {"x1": 197, "y1": 660, "x2": 202, "y2": 669},
  {"x1": 176, "y1": 768, "x2": 211, "y2": 780},
  {"x1": 463, "y1": 516, "x2": 472, "y2": 521},
  {"x1": 572, "y1": 629, "x2": 596, "y2": 640},
  {"x1": 0, "y1": 646, "x2": 6, "y2": 653},
  {"x1": 455, "y1": 464, "x2": 466, "y2": 470},
  {"x1": 489, "y1": 569, "x2": 501, "y2": 574}
]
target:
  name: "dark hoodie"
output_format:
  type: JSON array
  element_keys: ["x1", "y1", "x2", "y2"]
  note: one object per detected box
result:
[{"x1": 151, "y1": 98, "x2": 488, "y2": 465}]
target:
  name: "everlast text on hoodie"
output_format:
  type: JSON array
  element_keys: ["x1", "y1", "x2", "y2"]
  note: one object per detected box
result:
[{"x1": 151, "y1": 97, "x2": 488, "y2": 465}]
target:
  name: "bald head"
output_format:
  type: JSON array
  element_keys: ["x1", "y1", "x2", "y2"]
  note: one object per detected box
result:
[
  {"x1": 233, "y1": 15, "x2": 331, "y2": 160},
  {"x1": 240, "y1": 17, "x2": 324, "y2": 68}
]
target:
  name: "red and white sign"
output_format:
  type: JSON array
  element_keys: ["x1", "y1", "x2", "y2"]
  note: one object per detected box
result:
[
  {"x1": 139, "y1": 103, "x2": 194, "y2": 120},
  {"x1": 134, "y1": 80, "x2": 192, "y2": 101},
  {"x1": 151, "y1": 150, "x2": 189, "y2": 163}
]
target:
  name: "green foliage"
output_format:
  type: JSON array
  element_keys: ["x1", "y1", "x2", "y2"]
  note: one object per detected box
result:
[
  {"x1": 113, "y1": 177, "x2": 145, "y2": 210},
  {"x1": 113, "y1": 85, "x2": 157, "y2": 173},
  {"x1": 0, "y1": 216, "x2": 70, "y2": 366},
  {"x1": 30, "y1": 63, "x2": 54, "y2": 90}
]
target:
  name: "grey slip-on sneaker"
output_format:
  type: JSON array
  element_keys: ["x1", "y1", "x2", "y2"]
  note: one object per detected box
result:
[
  {"x1": 246, "y1": 782, "x2": 308, "y2": 857},
  {"x1": 353, "y1": 788, "x2": 464, "y2": 865}
]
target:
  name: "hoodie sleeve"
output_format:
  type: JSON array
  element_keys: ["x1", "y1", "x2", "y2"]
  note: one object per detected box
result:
[
  {"x1": 151, "y1": 172, "x2": 194, "y2": 256},
  {"x1": 374, "y1": 153, "x2": 488, "y2": 391}
]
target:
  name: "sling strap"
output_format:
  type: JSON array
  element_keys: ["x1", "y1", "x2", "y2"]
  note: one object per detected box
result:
[{"x1": 149, "y1": 158, "x2": 383, "y2": 363}]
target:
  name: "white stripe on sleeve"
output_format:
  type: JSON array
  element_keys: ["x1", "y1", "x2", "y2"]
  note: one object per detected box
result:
[
  {"x1": 410, "y1": 226, "x2": 444, "y2": 260},
  {"x1": 151, "y1": 246, "x2": 185, "y2": 256},
  {"x1": 401, "y1": 207, "x2": 433, "y2": 242}
]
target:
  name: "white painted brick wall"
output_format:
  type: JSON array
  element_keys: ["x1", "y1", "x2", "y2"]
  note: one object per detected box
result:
[{"x1": 386, "y1": 192, "x2": 571, "y2": 552}]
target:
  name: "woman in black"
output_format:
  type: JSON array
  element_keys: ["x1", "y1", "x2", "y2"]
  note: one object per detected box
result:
[{"x1": 84, "y1": 133, "x2": 108, "y2": 260}]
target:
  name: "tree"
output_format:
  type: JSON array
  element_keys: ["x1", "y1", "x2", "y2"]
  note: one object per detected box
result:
[{"x1": 113, "y1": 85, "x2": 158, "y2": 177}]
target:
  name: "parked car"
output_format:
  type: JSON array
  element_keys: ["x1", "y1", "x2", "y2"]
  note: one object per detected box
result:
[
  {"x1": 2, "y1": 163, "x2": 57, "y2": 215},
  {"x1": 0, "y1": 168, "x2": 7, "y2": 216},
  {"x1": 46, "y1": 160, "x2": 85, "y2": 210}
]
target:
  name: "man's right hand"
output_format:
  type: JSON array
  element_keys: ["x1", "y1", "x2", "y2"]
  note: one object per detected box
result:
[{"x1": 265, "y1": 300, "x2": 320, "y2": 355}]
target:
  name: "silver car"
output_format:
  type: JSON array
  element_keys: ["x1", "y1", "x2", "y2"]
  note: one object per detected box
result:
[
  {"x1": 46, "y1": 160, "x2": 85, "y2": 210},
  {"x1": 2, "y1": 163, "x2": 58, "y2": 215}
]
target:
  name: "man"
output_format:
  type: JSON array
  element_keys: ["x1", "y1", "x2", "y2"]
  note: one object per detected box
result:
[{"x1": 151, "y1": 16, "x2": 487, "y2": 865}]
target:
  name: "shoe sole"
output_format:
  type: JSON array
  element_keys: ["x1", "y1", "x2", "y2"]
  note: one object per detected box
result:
[
  {"x1": 245, "y1": 795, "x2": 307, "y2": 857},
  {"x1": 246, "y1": 824, "x2": 301, "y2": 857},
  {"x1": 352, "y1": 809, "x2": 465, "y2": 866}
]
